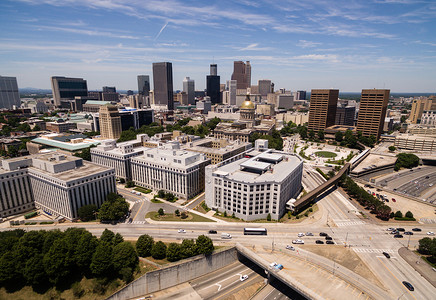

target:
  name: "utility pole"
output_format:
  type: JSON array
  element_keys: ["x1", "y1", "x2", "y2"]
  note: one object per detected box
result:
[
  {"x1": 407, "y1": 233, "x2": 411, "y2": 249},
  {"x1": 345, "y1": 232, "x2": 348, "y2": 247}
]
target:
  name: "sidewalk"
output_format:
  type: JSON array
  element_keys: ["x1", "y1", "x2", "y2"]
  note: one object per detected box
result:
[{"x1": 398, "y1": 247, "x2": 436, "y2": 288}]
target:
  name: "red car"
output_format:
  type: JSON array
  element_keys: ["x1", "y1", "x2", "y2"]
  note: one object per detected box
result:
[{"x1": 392, "y1": 198, "x2": 396, "y2": 202}]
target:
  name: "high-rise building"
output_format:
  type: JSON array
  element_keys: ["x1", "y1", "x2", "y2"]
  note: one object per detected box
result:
[
  {"x1": 0, "y1": 76, "x2": 21, "y2": 109},
  {"x1": 258, "y1": 80, "x2": 272, "y2": 98},
  {"x1": 226, "y1": 80, "x2": 237, "y2": 106},
  {"x1": 409, "y1": 96, "x2": 436, "y2": 124},
  {"x1": 50, "y1": 76, "x2": 88, "y2": 107},
  {"x1": 231, "y1": 61, "x2": 249, "y2": 89},
  {"x1": 206, "y1": 63, "x2": 221, "y2": 104},
  {"x1": 296, "y1": 91, "x2": 306, "y2": 100},
  {"x1": 356, "y1": 89, "x2": 390, "y2": 139},
  {"x1": 137, "y1": 75, "x2": 150, "y2": 96},
  {"x1": 99, "y1": 104, "x2": 122, "y2": 139},
  {"x1": 335, "y1": 103, "x2": 356, "y2": 126},
  {"x1": 308, "y1": 89, "x2": 339, "y2": 132},
  {"x1": 152, "y1": 62, "x2": 173, "y2": 110},
  {"x1": 245, "y1": 61, "x2": 251, "y2": 88},
  {"x1": 210, "y1": 64, "x2": 217, "y2": 76},
  {"x1": 103, "y1": 86, "x2": 116, "y2": 93},
  {"x1": 183, "y1": 77, "x2": 195, "y2": 105}
]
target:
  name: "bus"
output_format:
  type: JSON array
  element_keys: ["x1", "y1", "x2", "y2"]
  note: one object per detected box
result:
[{"x1": 244, "y1": 227, "x2": 267, "y2": 235}]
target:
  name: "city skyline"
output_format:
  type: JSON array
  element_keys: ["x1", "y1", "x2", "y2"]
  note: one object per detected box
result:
[{"x1": 1, "y1": 0, "x2": 436, "y2": 92}]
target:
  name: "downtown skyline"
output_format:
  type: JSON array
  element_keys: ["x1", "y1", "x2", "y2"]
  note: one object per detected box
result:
[{"x1": 1, "y1": 0, "x2": 436, "y2": 92}]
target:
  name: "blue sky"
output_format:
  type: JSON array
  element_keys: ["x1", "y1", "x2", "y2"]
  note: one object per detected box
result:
[{"x1": 1, "y1": 0, "x2": 436, "y2": 92}]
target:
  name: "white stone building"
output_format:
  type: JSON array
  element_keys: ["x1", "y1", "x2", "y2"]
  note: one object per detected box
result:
[
  {"x1": 205, "y1": 140, "x2": 303, "y2": 221},
  {"x1": 131, "y1": 142, "x2": 210, "y2": 199}
]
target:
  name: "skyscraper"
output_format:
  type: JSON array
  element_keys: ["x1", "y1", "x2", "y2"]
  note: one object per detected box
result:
[
  {"x1": 356, "y1": 89, "x2": 390, "y2": 139},
  {"x1": 258, "y1": 79, "x2": 272, "y2": 98},
  {"x1": 226, "y1": 80, "x2": 237, "y2": 106},
  {"x1": 137, "y1": 75, "x2": 150, "y2": 96},
  {"x1": 152, "y1": 62, "x2": 173, "y2": 110},
  {"x1": 0, "y1": 76, "x2": 20, "y2": 109},
  {"x1": 99, "y1": 104, "x2": 122, "y2": 139},
  {"x1": 51, "y1": 76, "x2": 88, "y2": 107},
  {"x1": 296, "y1": 91, "x2": 306, "y2": 100},
  {"x1": 308, "y1": 89, "x2": 339, "y2": 132},
  {"x1": 409, "y1": 96, "x2": 436, "y2": 124},
  {"x1": 231, "y1": 61, "x2": 248, "y2": 90},
  {"x1": 245, "y1": 61, "x2": 251, "y2": 88},
  {"x1": 103, "y1": 86, "x2": 116, "y2": 93},
  {"x1": 206, "y1": 64, "x2": 221, "y2": 104},
  {"x1": 183, "y1": 77, "x2": 195, "y2": 105}
]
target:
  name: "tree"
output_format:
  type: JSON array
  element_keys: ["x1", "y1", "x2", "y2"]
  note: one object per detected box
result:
[
  {"x1": 394, "y1": 153, "x2": 419, "y2": 171},
  {"x1": 75, "y1": 231, "x2": 98, "y2": 271},
  {"x1": 112, "y1": 242, "x2": 138, "y2": 273},
  {"x1": 196, "y1": 235, "x2": 214, "y2": 255},
  {"x1": 43, "y1": 238, "x2": 73, "y2": 285},
  {"x1": 98, "y1": 195, "x2": 129, "y2": 222},
  {"x1": 180, "y1": 239, "x2": 198, "y2": 259},
  {"x1": 298, "y1": 126, "x2": 307, "y2": 139},
  {"x1": 418, "y1": 237, "x2": 435, "y2": 255},
  {"x1": 136, "y1": 234, "x2": 154, "y2": 257},
  {"x1": 78, "y1": 204, "x2": 97, "y2": 221},
  {"x1": 151, "y1": 241, "x2": 167, "y2": 259},
  {"x1": 90, "y1": 242, "x2": 113, "y2": 277},
  {"x1": 158, "y1": 208, "x2": 165, "y2": 216},
  {"x1": 158, "y1": 190, "x2": 166, "y2": 198},
  {"x1": 175, "y1": 209, "x2": 180, "y2": 216},
  {"x1": 267, "y1": 213, "x2": 271, "y2": 221},
  {"x1": 0, "y1": 251, "x2": 22, "y2": 288},
  {"x1": 394, "y1": 211, "x2": 403, "y2": 218},
  {"x1": 166, "y1": 243, "x2": 181, "y2": 262},
  {"x1": 317, "y1": 130, "x2": 324, "y2": 140},
  {"x1": 113, "y1": 233, "x2": 124, "y2": 246},
  {"x1": 335, "y1": 131, "x2": 343, "y2": 142},
  {"x1": 388, "y1": 146, "x2": 396, "y2": 152},
  {"x1": 74, "y1": 147, "x2": 92, "y2": 161},
  {"x1": 100, "y1": 229, "x2": 115, "y2": 244},
  {"x1": 23, "y1": 253, "x2": 47, "y2": 287},
  {"x1": 125, "y1": 180, "x2": 134, "y2": 188},
  {"x1": 401, "y1": 115, "x2": 407, "y2": 123},
  {"x1": 308, "y1": 129, "x2": 315, "y2": 139},
  {"x1": 405, "y1": 211, "x2": 414, "y2": 219}
]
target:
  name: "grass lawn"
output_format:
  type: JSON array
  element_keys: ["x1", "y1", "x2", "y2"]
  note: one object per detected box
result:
[
  {"x1": 145, "y1": 212, "x2": 215, "y2": 222},
  {"x1": 151, "y1": 198, "x2": 163, "y2": 203},
  {"x1": 134, "y1": 186, "x2": 152, "y2": 194},
  {"x1": 314, "y1": 151, "x2": 337, "y2": 158}
]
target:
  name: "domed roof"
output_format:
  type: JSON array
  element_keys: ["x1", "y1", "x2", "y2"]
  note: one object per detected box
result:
[{"x1": 240, "y1": 94, "x2": 255, "y2": 109}]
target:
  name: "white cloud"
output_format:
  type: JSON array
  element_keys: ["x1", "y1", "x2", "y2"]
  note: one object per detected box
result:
[
  {"x1": 298, "y1": 40, "x2": 321, "y2": 48},
  {"x1": 239, "y1": 43, "x2": 273, "y2": 51},
  {"x1": 36, "y1": 25, "x2": 140, "y2": 39}
]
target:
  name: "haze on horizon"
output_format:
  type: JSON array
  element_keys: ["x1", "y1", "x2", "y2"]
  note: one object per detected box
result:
[{"x1": 1, "y1": 0, "x2": 436, "y2": 93}]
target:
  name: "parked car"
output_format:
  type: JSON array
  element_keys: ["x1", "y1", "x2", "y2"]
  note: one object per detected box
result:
[
  {"x1": 402, "y1": 281, "x2": 414, "y2": 291},
  {"x1": 298, "y1": 233, "x2": 305, "y2": 237},
  {"x1": 292, "y1": 239, "x2": 304, "y2": 244},
  {"x1": 325, "y1": 236, "x2": 333, "y2": 240},
  {"x1": 208, "y1": 230, "x2": 217, "y2": 234},
  {"x1": 275, "y1": 264, "x2": 284, "y2": 270},
  {"x1": 383, "y1": 252, "x2": 391, "y2": 258},
  {"x1": 319, "y1": 232, "x2": 328, "y2": 236},
  {"x1": 412, "y1": 228, "x2": 422, "y2": 232},
  {"x1": 326, "y1": 241, "x2": 334, "y2": 244},
  {"x1": 427, "y1": 232, "x2": 435, "y2": 236},
  {"x1": 394, "y1": 234, "x2": 403, "y2": 238},
  {"x1": 306, "y1": 232, "x2": 314, "y2": 236},
  {"x1": 387, "y1": 227, "x2": 395, "y2": 231},
  {"x1": 392, "y1": 198, "x2": 396, "y2": 202},
  {"x1": 315, "y1": 240, "x2": 324, "y2": 244},
  {"x1": 390, "y1": 230, "x2": 399, "y2": 235},
  {"x1": 286, "y1": 245, "x2": 295, "y2": 251},
  {"x1": 178, "y1": 229, "x2": 186, "y2": 233},
  {"x1": 397, "y1": 228, "x2": 405, "y2": 232},
  {"x1": 404, "y1": 231, "x2": 413, "y2": 235}
]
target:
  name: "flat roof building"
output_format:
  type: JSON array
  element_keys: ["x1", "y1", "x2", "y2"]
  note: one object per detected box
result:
[
  {"x1": 51, "y1": 76, "x2": 88, "y2": 107},
  {"x1": 153, "y1": 62, "x2": 174, "y2": 110},
  {"x1": 356, "y1": 89, "x2": 390, "y2": 139},
  {"x1": 0, "y1": 76, "x2": 21, "y2": 109},
  {"x1": 308, "y1": 89, "x2": 339, "y2": 133}
]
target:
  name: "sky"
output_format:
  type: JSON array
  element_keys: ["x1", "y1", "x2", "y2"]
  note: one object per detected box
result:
[{"x1": 1, "y1": 0, "x2": 436, "y2": 93}]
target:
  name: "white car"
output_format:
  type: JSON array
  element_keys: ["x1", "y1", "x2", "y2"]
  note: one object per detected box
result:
[
  {"x1": 178, "y1": 229, "x2": 186, "y2": 233},
  {"x1": 387, "y1": 227, "x2": 395, "y2": 231},
  {"x1": 427, "y1": 232, "x2": 435, "y2": 236},
  {"x1": 298, "y1": 233, "x2": 305, "y2": 237},
  {"x1": 286, "y1": 245, "x2": 295, "y2": 251},
  {"x1": 270, "y1": 262, "x2": 278, "y2": 268},
  {"x1": 240, "y1": 275, "x2": 248, "y2": 281},
  {"x1": 306, "y1": 232, "x2": 314, "y2": 236},
  {"x1": 292, "y1": 239, "x2": 304, "y2": 244}
]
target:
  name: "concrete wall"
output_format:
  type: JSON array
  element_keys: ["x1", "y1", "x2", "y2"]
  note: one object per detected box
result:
[{"x1": 107, "y1": 247, "x2": 237, "y2": 300}]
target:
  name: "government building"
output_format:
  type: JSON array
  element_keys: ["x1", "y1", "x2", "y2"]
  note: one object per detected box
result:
[{"x1": 205, "y1": 140, "x2": 303, "y2": 221}]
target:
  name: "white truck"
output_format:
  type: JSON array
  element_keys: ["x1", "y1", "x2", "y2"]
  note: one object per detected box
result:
[{"x1": 221, "y1": 233, "x2": 232, "y2": 239}]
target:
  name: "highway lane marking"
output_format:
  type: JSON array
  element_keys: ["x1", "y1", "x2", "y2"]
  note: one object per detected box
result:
[
  {"x1": 215, "y1": 283, "x2": 222, "y2": 291},
  {"x1": 376, "y1": 257, "x2": 417, "y2": 300},
  {"x1": 132, "y1": 201, "x2": 145, "y2": 222},
  {"x1": 211, "y1": 273, "x2": 261, "y2": 300},
  {"x1": 197, "y1": 267, "x2": 252, "y2": 292}
]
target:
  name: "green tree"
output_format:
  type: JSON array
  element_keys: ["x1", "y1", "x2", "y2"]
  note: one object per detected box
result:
[
  {"x1": 151, "y1": 241, "x2": 167, "y2": 259},
  {"x1": 335, "y1": 131, "x2": 343, "y2": 142},
  {"x1": 388, "y1": 146, "x2": 396, "y2": 152},
  {"x1": 196, "y1": 235, "x2": 214, "y2": 255},
  {"x1": 125, "y1": 180, "x2": 135, "y2": 188},
  {"x1": 90, "y1": 242, "x2": 113, "y2": 277},
  {"x1": 158, "y1": 208, "x2": 165, "y2": 216},
  {"x1": 100, "y1": 229, "x2": 115, "y2": 244},
  {"x1": 98, "y1": 195, "x2": 129, "y2": 222},
  {"x1": 75, "y1": 231, "x2": 98, "y2": 271},
  {"x1": 166, "y1": 243, "x2": 181, "y2": 262},
  {"x1": 405, "y1": 211, "x2": 414, "y2": 219},
  {"x1": 158, "y1": 190, "x2": 166, "y2": 198},
  {"x1": 113, "y1": 233, "x2": 124, "y2": 246},
  {"x1": 401, "y1": 115, "x2": 407, "y2": 123},
  {"x1": 136, "y1": 234, "x2": 154, "y2": 257},
  {"x1": 394, "y1": 211, "x2": 403, "y2": 218},
  {"x1": 418, "y1": 237, "x2": 435, "y2": 255},
  {"x1": 23, "y1": 253, "x2": 47, "y2": 287},
  {"x1": 317, "y1": 130, "x2": 324, "y2": 140},
  {"x1": 394, "y1": 153, "x2": 419, "y2": 171},
  {"x1": 0, "y1": 251, "x2": 22, "y2": 288},
  {"x1": 112, "y1": 242, "x2": 138, "y2": 273},
  {"x1": 298, "y1": 126, "x2": 307, "y2": 139},
  {"x1": 43, "y1": 238, "x2": 73, "y2": 285},
  {"x1": 175, "y1": 209, "x2": 180, "y2": 216},
  {"x1": 267, "y1": 213, "x2": 271, "y2": 221},
  {"x1": 180, "y1": 239, "x2": 198, "y2": 259},
  {"x1": 78, "y1": 204, "x2": 98, "y2": 221},
  {"x1": 73, "y1": 147, "x2": 93, "y2": 161},
  {"x1": 308, "y1": 129, "x2": 315, "y2": 139}
]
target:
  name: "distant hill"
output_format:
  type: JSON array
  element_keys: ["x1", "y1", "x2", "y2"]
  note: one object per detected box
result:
[{"x1": 20, "y1": 88, "x2": 52, "y2": 95}]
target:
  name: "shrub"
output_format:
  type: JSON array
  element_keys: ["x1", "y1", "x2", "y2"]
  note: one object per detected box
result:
[
  {"x1": 158, "y1": 208, "x2": 164, "y2": 216},
  {"x1": 136, "y1": 234, "x2": 154, "y2": 257},
  {"x1": 166, "y1": 243, "x2": 181, "y2": 262},
  {"x1": 196, "y1": 235, "x2": 214, "y2": 255},
  {"x1": 405, "y1": 211, "x2": 413, "y2": 219},
  {"x1": 267, "y1": 213, "x2": 271, "y2": 221},
  {"x1": 151, "y1": 241, "x2": 167, "y2": 259},
  {"x1": 394, "y1": 211, "x2": 403, "y2": 218},
  {"x1": 388, "y1": 146, "x2": 396, "y2": 152},
  {"x1": 78, "y1": 204, "x2": 97, "y2": 222},
  {"x1": 175, "y1": 209, "x2": 180, "y2": 216},
  {"x1": 181, "y1": 212, "x2": 188, "y2": 219}
]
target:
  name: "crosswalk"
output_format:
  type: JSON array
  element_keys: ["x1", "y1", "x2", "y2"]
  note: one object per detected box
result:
[
  {"x1": 130, "y1": 221, "x2": 147, "y2": 224},
  {"x1": 420, "y1": 218, "x2": 436, "y2": 224},
  {"x1": 334, "y1": 220, "x2": 366, "y2": 227},
  {"x1": 352, "y1": 248, "x2": 395, "y2": 254}
]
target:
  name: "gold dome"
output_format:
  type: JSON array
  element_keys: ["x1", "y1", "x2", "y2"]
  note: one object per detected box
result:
[{"x1": 240, "y1": 94, "x2": 255, "y2": 109}]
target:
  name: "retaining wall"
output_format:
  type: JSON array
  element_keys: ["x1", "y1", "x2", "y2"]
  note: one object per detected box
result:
[{"x1": 107, "y1": 247, "x2": 238, "y2": 300}]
